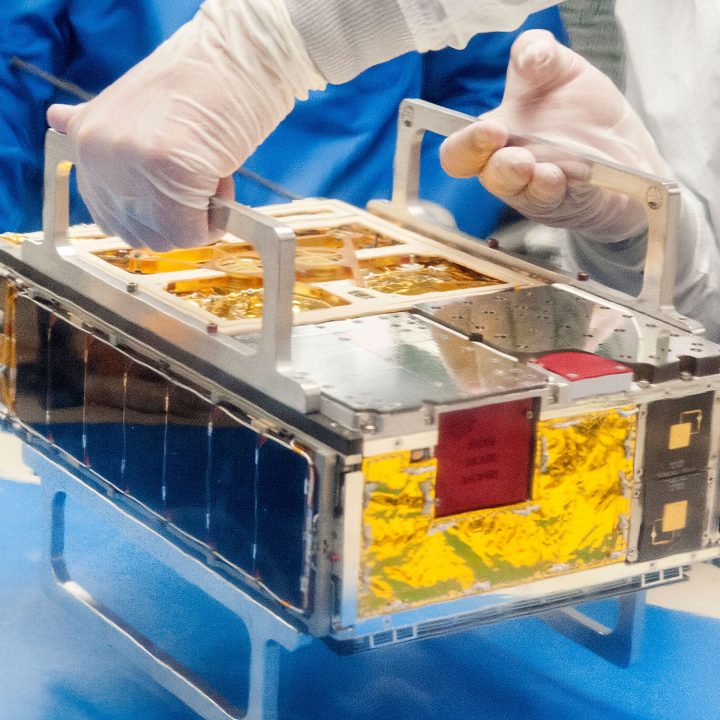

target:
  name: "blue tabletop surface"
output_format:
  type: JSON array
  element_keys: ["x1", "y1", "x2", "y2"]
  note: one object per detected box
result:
[{"x1": 1, "y1": 475, "x2": 719, "y2": 720}]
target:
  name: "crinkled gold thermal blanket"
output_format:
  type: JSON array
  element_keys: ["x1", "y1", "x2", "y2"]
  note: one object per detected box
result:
[{"x1": 359, "y1": 407, "x2": 635, "y2": 617}]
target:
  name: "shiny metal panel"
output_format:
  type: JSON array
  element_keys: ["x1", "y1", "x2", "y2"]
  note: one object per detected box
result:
[
  {"x1": 274, "y1": 313, "x2": 547, "y2": 414},
  {"x1": 415, "y1": 285, "x2": 720, "y2": 381}
]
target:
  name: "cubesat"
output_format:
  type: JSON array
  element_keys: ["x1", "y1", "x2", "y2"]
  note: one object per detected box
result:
[{"x1": 1, "y1": 100, "x2": 717, "y2": 716}]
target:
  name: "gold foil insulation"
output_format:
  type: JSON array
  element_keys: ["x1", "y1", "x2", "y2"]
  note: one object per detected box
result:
[
  {"x1": 167, "y1": 277, "x2": 349, "y2": 321},
  {"x1": 359, "y1": 406, "x2": 636, "y2": 618},
  {"x1": 0, "y1": 233, "x2": 26, "y2": 246},
  {"x1": 293, "y1": 223, "x2": 401, "y2": 250},
  {"x1": 0, "y1": 279, "x2": 16, "y2": 410},
  {"x1": 94, "y1": 223, "x2": 401, "y2": 276},
  {"x1": 95, "y1": 245, "x2": 234, "y2": 274},
  {"x1": 166, "y1": 255, "x2": 500, "y2": 320},
  {"x1": 0, "y1": 229, "x2": 110, "y2": 248},
  {"x1": 91, "y1": 220, "x2": 505, "y2": 321},
  {"x1": 361, "y1": 255, "x2": 499, "y2": 296}
]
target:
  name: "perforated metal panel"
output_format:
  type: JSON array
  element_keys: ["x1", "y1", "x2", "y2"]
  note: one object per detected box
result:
[{"x1": 415, "y1": 285, "x2": 720, "y2": 382}]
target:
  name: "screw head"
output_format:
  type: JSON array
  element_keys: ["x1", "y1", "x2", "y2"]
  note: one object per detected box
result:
[
  {"x1": 646, "y1": 185, "x2": 663, "y2": 210},
  {"x1": 400, "y1": 104, "x2": 415, "y2": 127}
]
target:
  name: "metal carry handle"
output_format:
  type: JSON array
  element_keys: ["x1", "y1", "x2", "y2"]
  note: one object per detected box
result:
[
  {"x1": 389, "y1": 98, "x2": 685, "y2": 325},
  {"x1": 28, "y1": 129, "x2": 319, "y2": 413},
  {"x1": 39, "y1": 129, "x2": 295, "y2": 370}
]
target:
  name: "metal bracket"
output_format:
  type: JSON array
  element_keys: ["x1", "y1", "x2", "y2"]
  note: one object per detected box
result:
[
  {"x1": 371, "y1": 98, "x2": 698, "y2": 334},
  {"x1": 25, "y1": 129, "x2": 320, "y2": 413},
  {"x1": 540, "y1": 592, "x2": 646, "y2": 667},
  {"x1": 29, "y1": 445, "x2": 310, "y2": 720}
]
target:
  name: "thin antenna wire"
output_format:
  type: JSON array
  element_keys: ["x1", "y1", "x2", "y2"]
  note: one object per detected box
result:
[
  {"x1": 10, "y1": 55, "x2": 95, "y2": 102},
  {"x1": 233, "y1": 166, "x2": 301, "y2": 201},
  {"x1": 9, "y1": 55, "x2": 300, "y2": 201}
]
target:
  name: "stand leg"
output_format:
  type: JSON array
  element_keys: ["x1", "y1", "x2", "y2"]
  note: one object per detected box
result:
[
  {"x1": 32, "y1": 445, "x2": 309, "y2": 720},
  {"x1": 540, "y1": 591, "x2": 646, "y2": 667}
]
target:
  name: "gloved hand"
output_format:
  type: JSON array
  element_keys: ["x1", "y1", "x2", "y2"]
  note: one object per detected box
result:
[
  {"x1": 47, "y1": 0, "x2": 324, "y2": 250},
  {"x1": 440, "y1": 29, "x2": 672, "y2": 243}
]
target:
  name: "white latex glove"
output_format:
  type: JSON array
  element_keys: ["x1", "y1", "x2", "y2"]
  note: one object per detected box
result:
[
  {"x1": 47, "y1": 0, "x2": 325, "y2": 250},
  {"x1": 440, "y1": 29, "x2": 672, "y2": 243}
]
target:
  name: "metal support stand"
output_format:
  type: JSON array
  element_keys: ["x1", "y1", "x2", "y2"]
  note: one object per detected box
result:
[
  {"x1": 29, "y1": 445, "x2": 310, "y2": 720},
  {"x1": 30, "y1": 442, "x2": 648, "y2": 720},
  {"x1": 540, "y1": 591, "x2": 646, "y2": 667}
]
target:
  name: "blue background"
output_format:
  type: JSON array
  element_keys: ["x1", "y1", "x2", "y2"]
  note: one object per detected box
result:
[{"x1": 1, "y1": 469, "x2": 719, "y2": 720}]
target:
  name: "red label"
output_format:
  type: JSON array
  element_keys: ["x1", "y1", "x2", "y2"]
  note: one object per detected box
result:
[
  {"x1": 532, "y1": 351, "x2": 632, "y2": 381},
  {"x1": 435, "y1": 398, "x2": 536, "y2": 518}
]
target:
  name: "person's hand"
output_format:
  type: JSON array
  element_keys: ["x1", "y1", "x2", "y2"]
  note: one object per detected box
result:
[
  {"x1": 440, "y1": 29, "x2": 671, "y2": 242},
  {"x1": 47, "y1": 0, "x2": 324, "y2": 250}
]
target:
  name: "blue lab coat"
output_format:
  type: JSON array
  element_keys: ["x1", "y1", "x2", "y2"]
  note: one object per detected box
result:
[{"x1": 0, "y1": 1, "x2": 566, "y2": 238}]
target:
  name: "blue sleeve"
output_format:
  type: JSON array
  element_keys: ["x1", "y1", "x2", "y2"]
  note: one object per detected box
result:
[
  {"x1": 0, "y1": 1, "x2": 71, "y2": 232},
  {"x1": 418, "y1": 8, "x2": 568, "y2": 238},
  {"x1": 0, "y1": 1, "x2": 199, "y2": 233}
]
